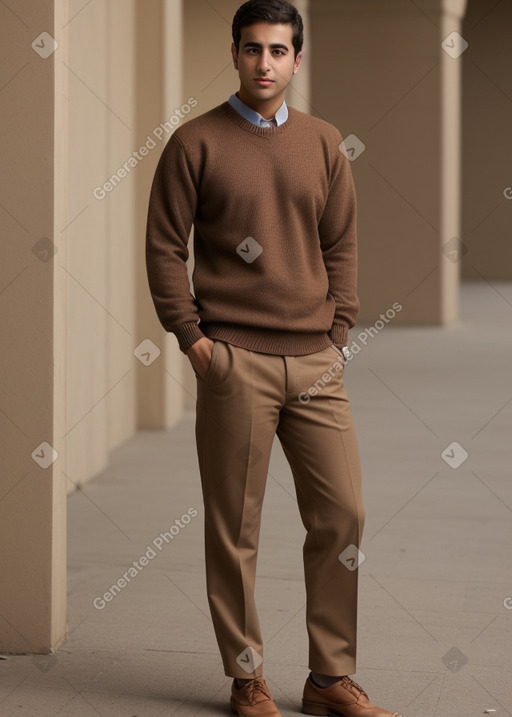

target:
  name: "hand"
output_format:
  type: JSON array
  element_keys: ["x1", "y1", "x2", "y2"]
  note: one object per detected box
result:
[{"x1": 186, "y1": 337, "x2": 215, "y2": 380}]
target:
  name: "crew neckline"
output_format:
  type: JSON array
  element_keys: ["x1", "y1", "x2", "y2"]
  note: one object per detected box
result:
[{"x1": 220, "y1": 101, "x2": 295, "y2": 138}]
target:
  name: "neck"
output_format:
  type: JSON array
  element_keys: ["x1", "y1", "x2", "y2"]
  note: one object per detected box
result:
[{"x1": 236, "y1": 87, "x2": 285, "y2": 120}]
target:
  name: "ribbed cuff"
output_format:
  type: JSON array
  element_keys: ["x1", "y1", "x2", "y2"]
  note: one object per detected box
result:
[
  {"x1": 328, "y1": 323, "x2": 348, "y2": 347},
  {"x1": 173, "y1": 321, "x2": 206, "y2": 354}
]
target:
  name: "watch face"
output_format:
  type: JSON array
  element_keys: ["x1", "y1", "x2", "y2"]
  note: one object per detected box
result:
[{"x1": 341, "y1": 347, "x2": 351, "y2": 361}]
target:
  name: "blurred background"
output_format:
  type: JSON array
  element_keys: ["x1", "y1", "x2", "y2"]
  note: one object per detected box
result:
[{"x1": 1, "y1": 1, "x2": 511, "y2": 714}]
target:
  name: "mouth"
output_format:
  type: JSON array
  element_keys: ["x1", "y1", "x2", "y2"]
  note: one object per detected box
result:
[{"x1": 254, "y1": 79, "x2": 274, "y2": 86}]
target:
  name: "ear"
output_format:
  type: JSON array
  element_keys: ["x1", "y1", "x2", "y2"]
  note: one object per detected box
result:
[
  {"x1": 231, "y1": 42, "x2": 238, "y2": 70},
  {"x1": 293, "y1": 50, "x2": 304, "y2": 74}
]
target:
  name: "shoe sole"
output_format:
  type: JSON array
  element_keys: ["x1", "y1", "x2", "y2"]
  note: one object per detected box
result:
[
  {"x1": 302, "y1": 699, "x2": 343, "y2": 716},
  {"x1": 231, "y1": 695, "x2": 283, "y2": 716}
]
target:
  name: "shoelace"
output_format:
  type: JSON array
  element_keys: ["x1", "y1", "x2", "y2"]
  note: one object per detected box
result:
[
  {"x1": 243, "y1": 678, "x2": 271, "y2": 704},
  {"x1": 340, "y1": 676, "x2": 369, "y2": 700}
]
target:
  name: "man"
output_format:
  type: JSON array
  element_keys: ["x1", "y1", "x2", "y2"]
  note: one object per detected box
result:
[{"x1": 146, "y1": 1, "x2": 399, "y2": 716}]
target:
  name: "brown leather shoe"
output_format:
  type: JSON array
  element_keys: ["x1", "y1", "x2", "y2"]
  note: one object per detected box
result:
[
  {"x1": 302, "y1": 674, "x2": 401, "y2": 717},
  {"x1": 231, "y1": 676, "x2": 282, "y2": 717}
]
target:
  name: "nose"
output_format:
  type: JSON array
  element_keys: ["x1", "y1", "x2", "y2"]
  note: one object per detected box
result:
[{"x1": 257, "y1": 50, "x2": 271, "y2": 73}]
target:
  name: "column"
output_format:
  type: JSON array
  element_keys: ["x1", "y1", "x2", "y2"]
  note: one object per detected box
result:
[
  {"x1": 309, "y1": 0, "x2": 467, "y2": 324},
  {"x1": 0, "y1": 0, "x2": 68, "y2": 652},
  {"x1": 135, "y1": 0, "x2": 188, "y2": 428}
]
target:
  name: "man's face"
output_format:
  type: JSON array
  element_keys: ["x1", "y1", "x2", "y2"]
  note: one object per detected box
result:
[{"x1": 231, "y1": 22, "x2": 302, "y2": 105}]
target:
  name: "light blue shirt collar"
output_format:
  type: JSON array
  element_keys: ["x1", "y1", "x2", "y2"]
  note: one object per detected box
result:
[{"x1": 228, "y1": 92, "x2": 288, "y2": 127}]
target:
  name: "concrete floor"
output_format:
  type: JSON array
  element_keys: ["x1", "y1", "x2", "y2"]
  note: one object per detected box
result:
[{"x1": 1, "y1": 281, "x2": 512, "y2": 716}]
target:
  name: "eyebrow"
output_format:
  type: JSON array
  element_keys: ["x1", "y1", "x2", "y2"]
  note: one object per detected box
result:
[{"x1": 243, "y1": 42, "x2": 289, "y2": 51}]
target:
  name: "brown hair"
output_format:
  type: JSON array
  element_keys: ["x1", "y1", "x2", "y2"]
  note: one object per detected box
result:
[{"x1": 232, "y1": 0, "x2": 304, "y2": 58}]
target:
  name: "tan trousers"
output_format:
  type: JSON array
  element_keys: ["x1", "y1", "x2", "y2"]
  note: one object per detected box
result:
[{"x1": 194, "y1": 340, "x2": 365, "y2": 678}]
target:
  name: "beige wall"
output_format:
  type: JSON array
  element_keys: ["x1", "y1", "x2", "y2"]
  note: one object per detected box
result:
[
  {"x1": 309, "y1": 0, "x2": 465, "y2": 325},
  {"x1": 461, "y1": 0, "x2": 512, "y2": 280},
  {"x1": 136, "y1": 0, "x2": 192, "y2": 426},
  {"x1": 0, "y1": 0, "x2": 140, "y2": 653},
  {"x1": 66, "y1": 0, "x2": 136, "y2": 488},
  {"x1": 0, "y1": 0, "x2": 67, "y2": 653},
  {"x1": 106, "y1": 3, "x2": 137, "y2": 447}
]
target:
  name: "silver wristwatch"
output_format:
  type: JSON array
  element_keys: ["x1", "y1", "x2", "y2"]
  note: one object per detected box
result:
[
  {"x1": 338, "y1": 345, "x2": 351, "y2": 361},
  {"x1": 334, "y1": 345, "x2": 351, "y2": 362}
]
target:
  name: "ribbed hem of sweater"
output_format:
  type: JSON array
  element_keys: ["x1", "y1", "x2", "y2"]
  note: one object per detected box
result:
[
  {"x1": 174, "y1": 321, "x2": 207, "y2": 354},
  {"x1": 198, "y1": 322, "x2": 335, "y2": 356}
]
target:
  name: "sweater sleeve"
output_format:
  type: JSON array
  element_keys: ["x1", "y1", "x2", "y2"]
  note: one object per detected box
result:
[
  {"x1": 145, "y1": 132, "x2": 206, "y2": 353},
  {"x1": 319, "y1": 130, "x2": 360, "y2": 348}
]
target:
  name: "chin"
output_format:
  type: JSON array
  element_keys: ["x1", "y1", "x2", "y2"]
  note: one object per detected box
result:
[{"x1": 246, "y1": 86, "x2": 278, "y2": 98}]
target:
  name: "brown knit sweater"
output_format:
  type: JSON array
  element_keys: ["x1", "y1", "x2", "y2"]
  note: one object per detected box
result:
[{"x1": 145, "y1": 100, "x2": 359, "y2": 355}]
